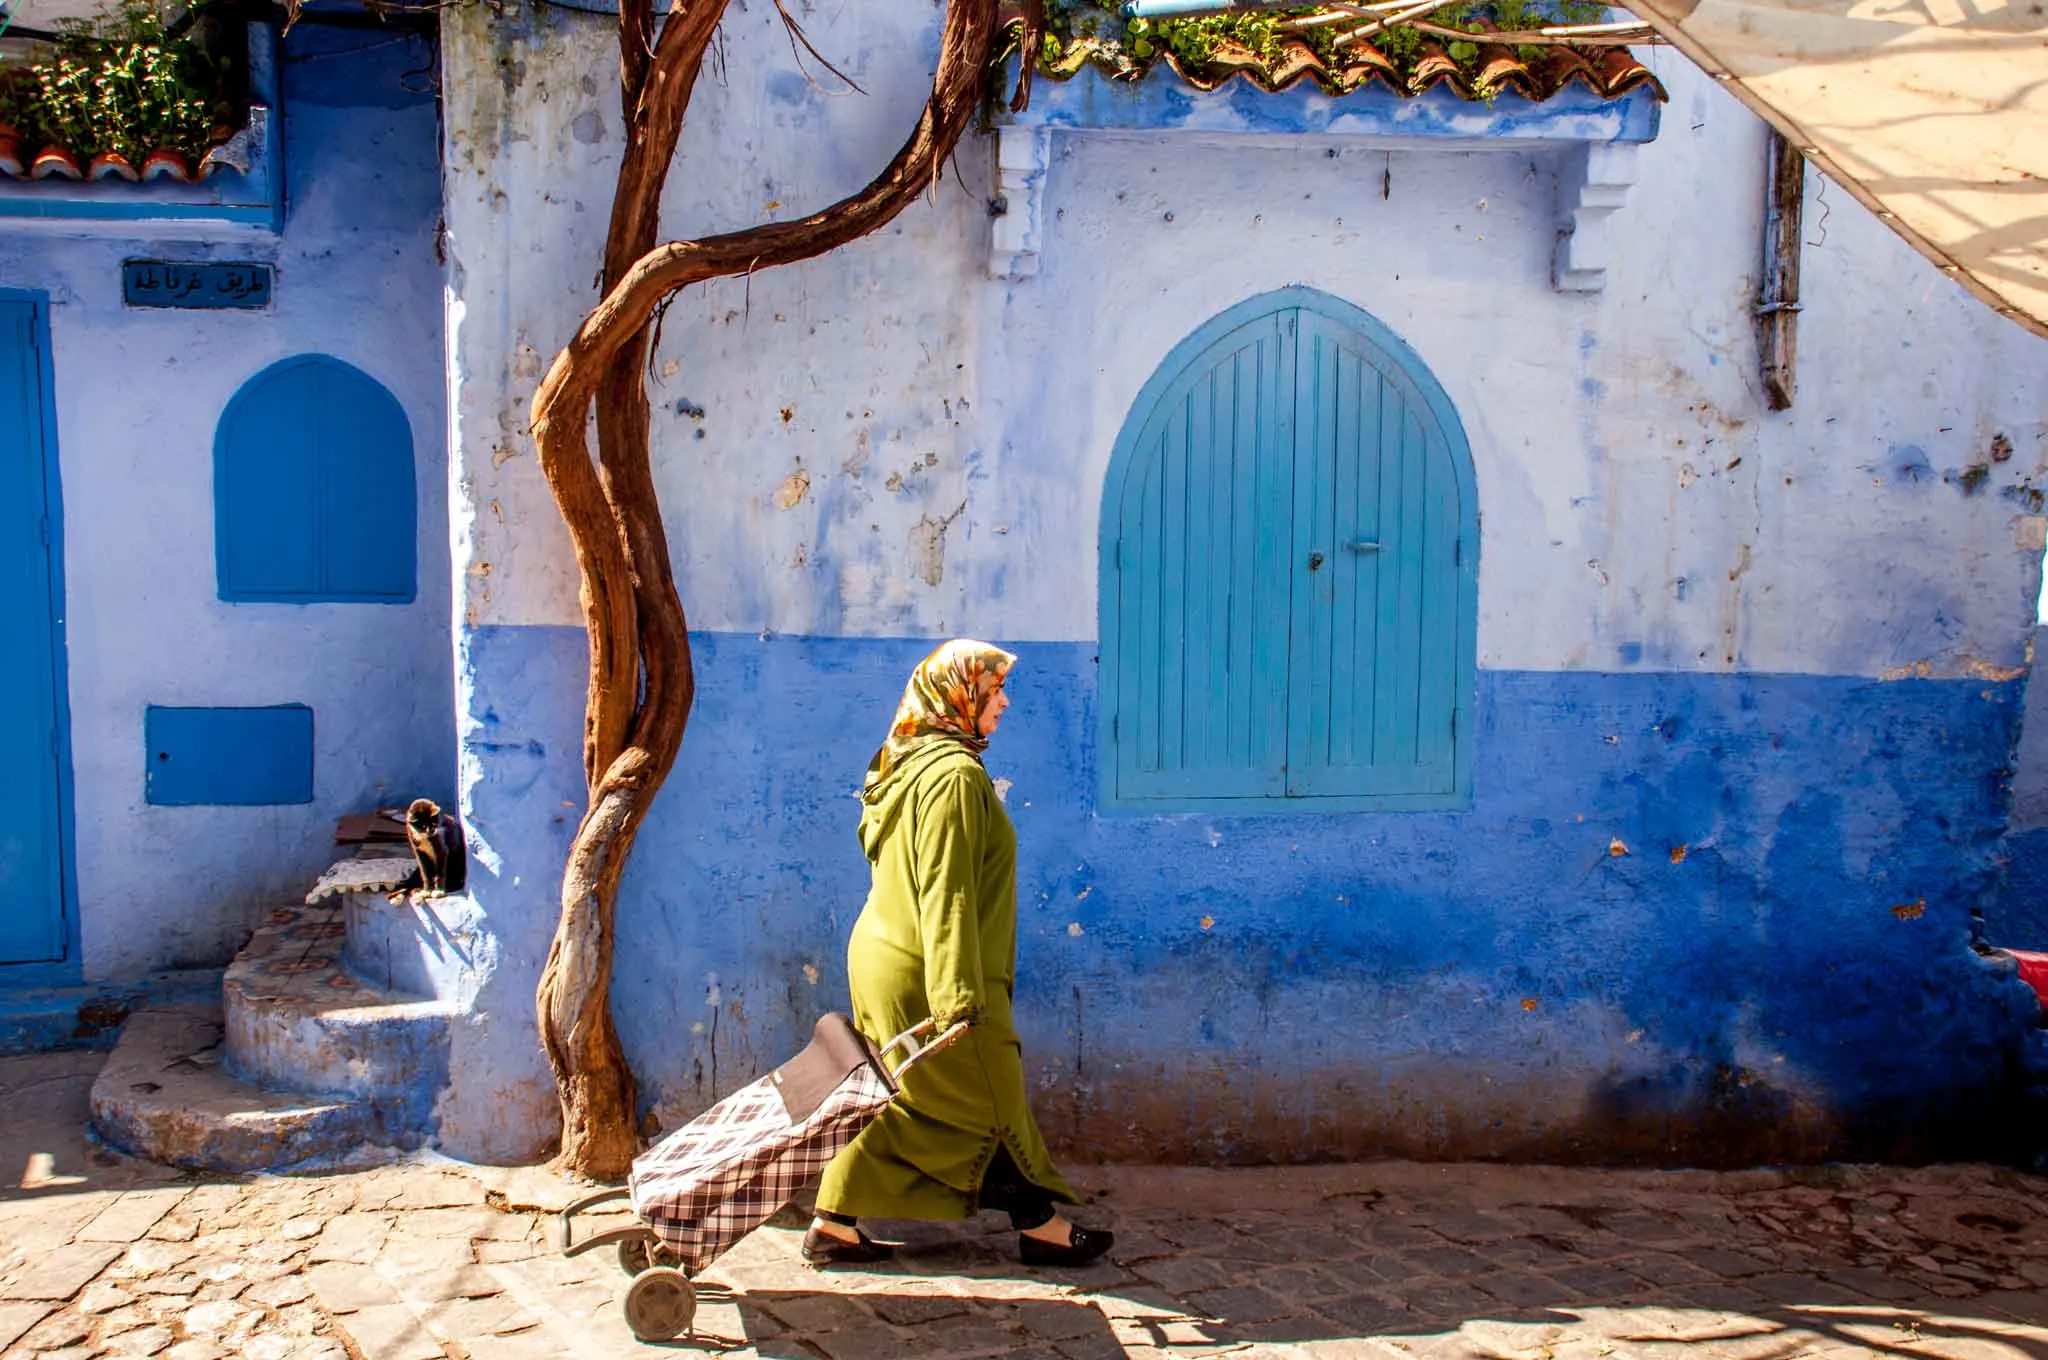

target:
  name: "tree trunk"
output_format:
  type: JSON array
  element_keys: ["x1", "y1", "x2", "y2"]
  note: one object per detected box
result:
[{"x1": 531, "y1": 0, "x2": 1006, "y2": 1180}]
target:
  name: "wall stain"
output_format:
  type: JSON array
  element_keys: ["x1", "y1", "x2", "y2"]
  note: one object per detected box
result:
[
  {"x1": 774, "y1": 467, "x2": 811, "y2": 510},
  {"x1": 1950, "y1": 463, "x2": 1991, "y2": 496},
  {"x1": 908, "y1": 501, "x2": 966, "y2": 586},
  {"x1": 1721, "y1": 543, "x2": 1752, "y2": 666},
  {"x1": 1963, "y1": 657, "x2": 2026, "y2": 682},
  {"x1": 1882, "y1": 445, "x2": 1934, "y2": 488}
]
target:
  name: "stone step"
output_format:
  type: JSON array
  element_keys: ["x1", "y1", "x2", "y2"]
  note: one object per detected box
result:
[
  {"x1": 224, "y1": 904, "x2": 455, "y2": 1111},
  {"x1": 89, "y1": 1006, "x2": 401, "y2": 1173}
]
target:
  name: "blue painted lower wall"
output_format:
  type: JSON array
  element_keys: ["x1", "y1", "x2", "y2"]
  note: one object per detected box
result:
[
  {"x1": 459, "y1": 626, "x2": 2042, "y2": 1165},
  {"x1": 1992, "y1": 827, "x2": 2048, "y2": 949}
]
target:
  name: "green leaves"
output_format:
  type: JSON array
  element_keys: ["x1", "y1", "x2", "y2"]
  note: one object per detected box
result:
[
  {"x1": 0, "y1": 0, "x2": 224, "y2": 167},
  {"x1": 1037, "y1": 0, "x2": 1611, "y2": 89}
]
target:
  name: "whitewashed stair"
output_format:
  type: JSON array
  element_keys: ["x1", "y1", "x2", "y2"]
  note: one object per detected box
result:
[{"x1": 91, "y1": 903, "x2": 457, "y2": 1173}]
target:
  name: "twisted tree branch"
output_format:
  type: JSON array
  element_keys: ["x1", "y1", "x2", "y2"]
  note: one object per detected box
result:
[
  {"x1": 531, "y1": 0, "x2": 1005, "y2": 1179},
  {"x1": 533, "y1": 0, "x2": 732, "y2": 1181}
]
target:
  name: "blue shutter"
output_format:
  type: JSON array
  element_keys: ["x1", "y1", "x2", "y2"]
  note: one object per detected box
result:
[
  {"x1": 1104, "y1": 311, "x2": 1293, "y2": 801},
  {"x1": 219, "y1": 358, "x2": 323, "y2": 598},
  {"x1": 216, "y1": 355, "x2": 416, "y2": 603},
  {"x1": 145, "y1": 705, "x2": 315, "y2": 806},
  {"x1": 1287, "y1": 312, "x2": 1463, "y2": 798},
  {"x1": 0, "y1": 298, "x2": 70, "y2": 964},
  {"x1": 317, "y1": 361, "x2": 417, "y2": 600},
  {"x1": 1100, "y1": 287, "x2": 1476, "y2": 812}
]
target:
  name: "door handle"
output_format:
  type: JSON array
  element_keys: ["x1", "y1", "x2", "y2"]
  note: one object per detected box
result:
[{"x1": 1345, "y1": 540, "x2": 1381, "y2": 554}]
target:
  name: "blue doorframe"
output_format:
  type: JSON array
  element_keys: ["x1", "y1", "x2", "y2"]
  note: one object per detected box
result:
[{"x1": 0, "y1": 290, "x2": 81, "y2": 981}]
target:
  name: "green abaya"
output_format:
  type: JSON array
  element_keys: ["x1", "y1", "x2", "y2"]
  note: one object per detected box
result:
[{"x1": 815, "y1": 643, "x2": 1076, "y2": 1221}]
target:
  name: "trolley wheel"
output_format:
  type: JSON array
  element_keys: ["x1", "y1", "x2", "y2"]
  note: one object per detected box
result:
[
  {"x1": 617, "y1": 1236, "x2": 683, "y2": 1276},
  {"x1": 624, "y1": 1266, "x2": 697, "y2": 1342}
]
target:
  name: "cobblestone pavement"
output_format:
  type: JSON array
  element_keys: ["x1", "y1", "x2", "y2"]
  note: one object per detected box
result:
[{"x1": 5, "y1": 1050, "x2": 2048, "y2": 1360}]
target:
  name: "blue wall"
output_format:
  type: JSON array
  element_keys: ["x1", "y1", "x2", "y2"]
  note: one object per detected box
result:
[
  {"x1": 461, "y1": 626, "x2": 2042, "y2": 1165},
  {"x1": 1995, "y1": 829, "x2": 2048, "y2": 946}
]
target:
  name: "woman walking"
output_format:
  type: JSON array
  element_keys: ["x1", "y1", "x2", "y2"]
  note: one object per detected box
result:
[{"x1": 807, "y1": 639, "x2": 1113, "y2": 1269}]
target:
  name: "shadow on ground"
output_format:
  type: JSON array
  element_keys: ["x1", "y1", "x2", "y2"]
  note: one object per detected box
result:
[
  {"x1": 0, "y1": 1051, "x2": 181, "y2": 1203},
  {"x1": 696, "y1": 1282, "x2": 2048, "y2": 1360}
]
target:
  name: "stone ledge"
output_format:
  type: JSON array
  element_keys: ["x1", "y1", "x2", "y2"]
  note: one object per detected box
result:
[
  {"x1": 224, "y1": 906, "x2": 455, "y2": 1104},
  {"x1": 88, "y1": 1007, "x2": 407, "y2": 1174},
  {"x1": 987, "y1": 59, "x2": 1661, "y2": 290},
  {"x1": 0, "y1": 969, "x2": 223, "y2": 1056}
]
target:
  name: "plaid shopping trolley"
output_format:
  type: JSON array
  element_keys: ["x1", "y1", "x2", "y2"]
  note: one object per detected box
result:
[{"x1": 559, "y1": 1013, "x2": 963, "y2": 1342}]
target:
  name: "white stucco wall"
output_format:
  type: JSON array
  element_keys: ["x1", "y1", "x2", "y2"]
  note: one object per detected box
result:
[
  {"x1": 446, "y1": 7, "x2": 2048, "y2": 680},
  {"x1": 0, "y1": 43, "x2": 454, "y2": 981}
]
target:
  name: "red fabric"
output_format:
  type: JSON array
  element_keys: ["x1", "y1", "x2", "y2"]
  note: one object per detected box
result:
[{"x1": 2010, "y1": 949, "x2": 2048, "y2": 1006}]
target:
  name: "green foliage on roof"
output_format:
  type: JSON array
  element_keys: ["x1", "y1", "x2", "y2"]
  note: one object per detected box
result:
[
  {"x1": 1038, "y1": 0, "x2": 1612, "y2": 93},
  {"x1": 0, "y1": 0, "x2": 234, "y2": 167}
]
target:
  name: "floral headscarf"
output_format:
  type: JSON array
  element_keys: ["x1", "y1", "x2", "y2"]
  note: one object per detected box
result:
[{"x1": 862, "y1": 638, "x2": 1017, "y2": 802}]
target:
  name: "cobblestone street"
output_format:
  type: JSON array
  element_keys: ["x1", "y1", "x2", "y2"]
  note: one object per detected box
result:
[{"x1": 4, "y1": 1050, "x2": 2047, "y2": 1360}]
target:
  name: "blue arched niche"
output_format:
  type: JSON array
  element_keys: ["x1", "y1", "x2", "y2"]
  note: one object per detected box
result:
[
  {"x1": 1098, "y1": 285, "x2": 1478, "y2": 812},
  {"x1": 215, "y1": 354, "x2": 417, "y2": 604}
]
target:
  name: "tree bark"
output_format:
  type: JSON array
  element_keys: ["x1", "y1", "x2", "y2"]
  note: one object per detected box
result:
[
  {"x1": 531, "y1": 0, "x2": 1005, "y2": 1180},
  {"x1": 533, "y1": 0, "x2": 737, "y2": 1182}
]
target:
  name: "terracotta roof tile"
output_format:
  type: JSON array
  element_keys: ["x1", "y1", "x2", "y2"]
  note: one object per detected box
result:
[
  {"x1": 0, "y1": 120, "x2": 240, "y2": 186},
  {"x1": 1033, "y1": 26, "x2": 1666, "y2": 102},
  {"x1": 1473, "y1": 45, "x2": 1538, "y2": 99}
]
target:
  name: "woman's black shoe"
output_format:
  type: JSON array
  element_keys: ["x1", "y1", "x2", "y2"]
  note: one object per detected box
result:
[
  {"x1": 801, "y1": 1224, "x2": 896, "y2": 1266},
  {"x1": 1018, "y1": 1225, "x2": 1115, "y2": 1267}
]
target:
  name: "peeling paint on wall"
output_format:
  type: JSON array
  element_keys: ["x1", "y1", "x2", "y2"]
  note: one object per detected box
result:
[
  {"x1": 909, "y1": 502, "x2": 966, "y2": 588},
  {"x1": 773, "y1": 467, "x2": 811, "y2": 510}
]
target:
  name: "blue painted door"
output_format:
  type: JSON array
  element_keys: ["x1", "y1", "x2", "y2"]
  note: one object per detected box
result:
[
  {"x1": 1286, "y1": 310, "x2": 1461, "y2": 798},
  {"x1": 216, "y1": 355, "x2": 416, "y2": 603},
  {"x1": 1107, "y1": 310, "x2": 1296, "y2": 800},
  {"x1": 0, "y1": 299, "x2": 70, "y2": 964},
  {"x1": 1101, "y1": 289, "x2": 1473, "y2": 810}
]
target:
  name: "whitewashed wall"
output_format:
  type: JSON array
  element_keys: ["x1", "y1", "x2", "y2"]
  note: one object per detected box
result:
[
  {"x1": 0, "y1": 38, "x2": 453, "y2": 981},
  {"x1": 448, "y1": 9, "x2": 2048, "y2": 677}
]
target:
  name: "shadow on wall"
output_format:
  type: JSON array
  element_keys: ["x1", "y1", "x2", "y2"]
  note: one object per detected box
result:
[
  {"x1": 1017, "y1": 664, "x2": 2045, "y2": 1170},
  {"x1": 1993, "y1": 625, "x2": 2048, "y2": 947},
  {"x1": 1576, "y1": 785, "x2": 2044, "y2": 1169},
  {"x1": 1996, "y1": 831, "x2": 2048, "y2": 948}
]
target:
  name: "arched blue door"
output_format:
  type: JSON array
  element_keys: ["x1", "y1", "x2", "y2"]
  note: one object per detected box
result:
[
  {"x1": 215, "y1": 355, "x2": 416, "y2": 603},
  {"x1": 1099, "y1": 287, "x2": 1477, "y2": 812}
]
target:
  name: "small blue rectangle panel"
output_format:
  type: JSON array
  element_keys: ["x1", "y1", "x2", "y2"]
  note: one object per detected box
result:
[
  {"x1": 123, "y1": 261, "x2": 274, "y2": 310},
  {"x1": 145, "y1": 704, "x2": 315, "y2": 806}
]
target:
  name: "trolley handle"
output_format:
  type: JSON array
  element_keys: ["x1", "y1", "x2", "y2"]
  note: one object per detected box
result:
[
  {"x1": 877, "y1": 1018, "x2": 970, "y2": 1080},
  {"x1": 558, "y1": 1185, "x2": 632, "y2": 1255}
]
